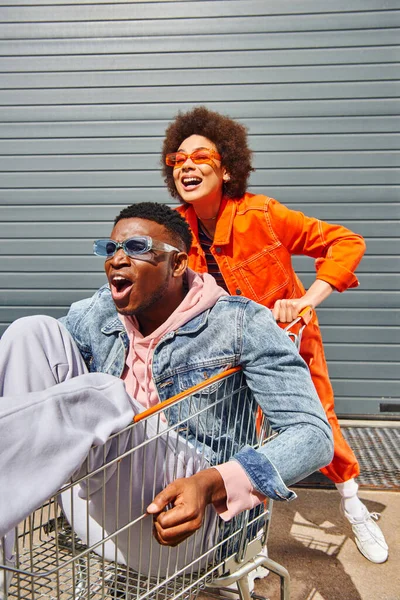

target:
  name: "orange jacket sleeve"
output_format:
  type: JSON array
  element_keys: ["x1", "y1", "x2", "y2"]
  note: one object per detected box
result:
[{"x1": 267, "y1": 198, "x2": 366, "y2": 292}]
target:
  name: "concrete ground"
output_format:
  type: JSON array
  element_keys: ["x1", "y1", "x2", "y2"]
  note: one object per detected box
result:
[
  {"x1": 199, "y1": 421, "x2": 400, "y2": 599},
  {"x1": 255, "y1": 488, "x2": 399, "y2": 600}
]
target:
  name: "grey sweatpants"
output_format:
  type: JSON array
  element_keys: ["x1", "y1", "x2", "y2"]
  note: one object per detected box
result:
[{"x1": 0, "y1": 315, "x2": 217, "y2": 580}]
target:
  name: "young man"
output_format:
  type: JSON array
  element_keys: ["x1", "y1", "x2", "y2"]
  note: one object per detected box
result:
[{"x1": 0, "y1": 203, "x2": 333, "y2": 582}]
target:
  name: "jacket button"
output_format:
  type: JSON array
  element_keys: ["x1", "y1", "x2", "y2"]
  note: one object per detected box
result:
[
  {"x1": 236, "y1": 289, "x2": 241, "y2": 295},
  {"x1": 215, "y1": 247, "x2": 222, "y2": 254}
]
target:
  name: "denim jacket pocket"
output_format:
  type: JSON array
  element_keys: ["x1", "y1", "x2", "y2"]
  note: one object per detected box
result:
[{"x1": 231, "y1": 246, "x2": 291, "y2": 305}]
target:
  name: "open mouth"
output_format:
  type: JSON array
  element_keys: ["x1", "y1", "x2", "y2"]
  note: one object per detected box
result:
[
  {"x1": 110, "y1": 275, "x2": 134, "y2": 301},
  {"x1": 181, "y1": 176, "x2": 202, "y2": 190}
]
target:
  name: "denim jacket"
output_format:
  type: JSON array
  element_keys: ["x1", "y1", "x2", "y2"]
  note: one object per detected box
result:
[{"x1": 60, "y1": 284, "x2": 333, "y2": 503}]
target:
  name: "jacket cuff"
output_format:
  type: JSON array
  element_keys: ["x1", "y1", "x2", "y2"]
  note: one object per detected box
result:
[
  {"x1": 213, "y1": 461, "x2": 265, "y2": 521},
  {"x1": 315, "y1": 258, "x2": 360, "y2": 292},
  {"x1": 233, "y1": 446, "x2": 297, "y2": 502}
]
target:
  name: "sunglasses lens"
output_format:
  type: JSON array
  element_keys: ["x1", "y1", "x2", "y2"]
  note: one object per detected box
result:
[
  {"x1": 191, "y1": 150, "x2": 213, "y2": 164},
  {"x1": 166, "y1": 153, "x2": 178, "y2": 166},
  {"x1": 174, "y1": 152, "x2": 188, "y2": 166},
  {"x1": 93, "y1": 239, "x2": 117, "y2": 257},
  {"x1": 124, "y1": 237, "x2": 149, "y2": 256},
  {"x1": 166, "y1": 152, "x2": 187, "y2": 167}
]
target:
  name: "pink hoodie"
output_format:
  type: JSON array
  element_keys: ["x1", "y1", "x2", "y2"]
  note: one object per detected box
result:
[{"x1": 119, "y1": 269, "x2": 265, "y2": 520}]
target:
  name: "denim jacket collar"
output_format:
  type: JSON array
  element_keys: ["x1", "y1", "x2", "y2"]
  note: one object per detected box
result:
[{"x1": 101, "y1": 314, "x2": 125, "y2": 336}]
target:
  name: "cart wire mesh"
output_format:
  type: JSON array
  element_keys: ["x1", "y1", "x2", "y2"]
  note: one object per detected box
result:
[{"x1": 1, "y1": 368, "x2": 278, "y2": 600}]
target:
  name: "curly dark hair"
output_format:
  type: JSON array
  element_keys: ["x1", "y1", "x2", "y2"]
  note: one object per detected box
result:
[
  {"x1": 114, "y1": 202, "x2": 193, "y2": 252},
  {"x1": 161, "y1": 106, "x2": 254, "y2": 201}
]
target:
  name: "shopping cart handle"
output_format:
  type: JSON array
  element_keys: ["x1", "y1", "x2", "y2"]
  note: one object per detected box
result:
[
  {"x1": 133, "y1": 366, "x2": 242, "y2": 423},
  {"x1": 283, "y1": 305, "x2": 313, "y2": 333},
  {"x1": 297, "y1": 305, "x2": 313, "y2": 325}
]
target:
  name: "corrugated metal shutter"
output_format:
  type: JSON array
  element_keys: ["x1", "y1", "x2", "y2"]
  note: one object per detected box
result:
[{"x1": 0, "y1": 0, "x2": 399, "y2": 416}]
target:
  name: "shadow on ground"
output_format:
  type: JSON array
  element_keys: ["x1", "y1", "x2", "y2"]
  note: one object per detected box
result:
[{"x1": 256, "y1": 488, "x2": 398, "y2": 600}]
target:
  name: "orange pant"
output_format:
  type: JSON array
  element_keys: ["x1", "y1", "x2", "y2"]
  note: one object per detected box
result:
[{"x1": 299, "y1": 316, "x2": 360, "y2": 483}]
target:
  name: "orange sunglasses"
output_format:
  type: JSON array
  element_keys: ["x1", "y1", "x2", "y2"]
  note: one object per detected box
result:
[{"x1": 165, "y1": 148, "x2": 222, "y2": 169}]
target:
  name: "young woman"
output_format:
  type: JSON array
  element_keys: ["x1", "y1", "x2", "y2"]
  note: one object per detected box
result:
[{"x1": 161, "y1": 105, "x2": 388, "y2": 564}]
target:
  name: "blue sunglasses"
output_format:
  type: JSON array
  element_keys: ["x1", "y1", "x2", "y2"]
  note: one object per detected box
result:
[{"x1": 93, "y1": 236, "x2": 180, "y2": 259}]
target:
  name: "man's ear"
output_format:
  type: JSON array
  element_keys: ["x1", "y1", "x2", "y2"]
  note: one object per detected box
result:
[{"x1": 172, "y1": 252, "x2": 188, "y2": 278}]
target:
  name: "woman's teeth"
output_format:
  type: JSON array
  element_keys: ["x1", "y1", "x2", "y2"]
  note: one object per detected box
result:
[{"x1": 182, "y1": 177, "x2": 202, "y2": 187}]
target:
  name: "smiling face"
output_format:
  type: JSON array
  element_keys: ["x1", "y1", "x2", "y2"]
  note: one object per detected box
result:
[
  {"x1": 104, "y1": 217, "x2": 187, "y2": 331},
  {"x1": 172, "y1": 135, "x2": 229, "y2": 215}
]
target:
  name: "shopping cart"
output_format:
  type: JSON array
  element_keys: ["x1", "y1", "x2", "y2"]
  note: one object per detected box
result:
[{"x1": 1, "y1": 309, "x2": 312, "y2": 600}]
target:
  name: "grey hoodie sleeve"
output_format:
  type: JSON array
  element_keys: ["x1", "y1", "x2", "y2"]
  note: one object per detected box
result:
[
  {"x1": 0, "y1": 315, "x2": 135, "y2": 538},
  {"x1": 0, "y1": 373, "x2": 134, "y2": 538}
]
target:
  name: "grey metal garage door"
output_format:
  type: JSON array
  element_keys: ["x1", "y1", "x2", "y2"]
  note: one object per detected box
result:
[{"x1": 0, "y1": 0, "x2": 399, "y2": 416}]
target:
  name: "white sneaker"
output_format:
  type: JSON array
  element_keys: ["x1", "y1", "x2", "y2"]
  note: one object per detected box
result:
[{"x1": 341, "y1": 501, "x2": 388, "y2": 563}]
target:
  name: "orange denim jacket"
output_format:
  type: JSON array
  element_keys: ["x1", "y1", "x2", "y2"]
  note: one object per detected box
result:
[{"x1": 177, "y1": 193, "x2": 366, "y2": 306}]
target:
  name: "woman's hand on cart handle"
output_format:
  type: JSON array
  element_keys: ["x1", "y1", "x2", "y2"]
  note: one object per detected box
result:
[
  {"x1": 273, "y1": 280, "x2": 335, "y2": 323},
  {"x1": 147, "y1": 468, "x2": 226, "y2": 546},
  {"x1": 272, "y1": 298, "x2": 313, "y2": 324}
]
